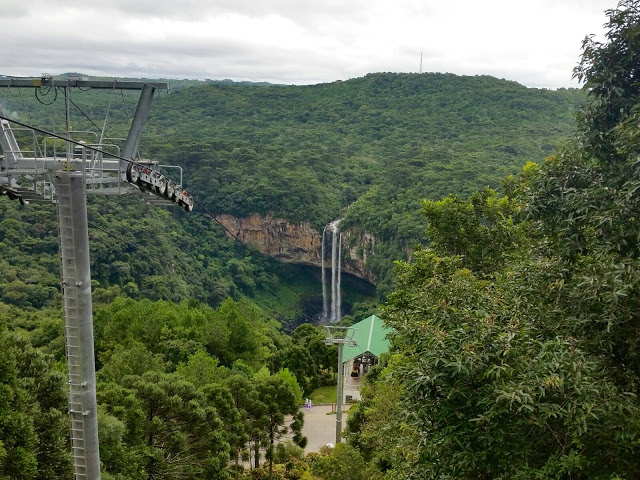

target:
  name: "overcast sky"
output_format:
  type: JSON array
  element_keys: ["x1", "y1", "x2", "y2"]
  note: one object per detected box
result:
[{"x1": 0, "y1": 0, "x2": 620, "y2": 88}]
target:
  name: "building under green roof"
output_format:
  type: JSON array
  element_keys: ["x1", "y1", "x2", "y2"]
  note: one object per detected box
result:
[{"x1": 342, "y1": 314, "x2": 391, "y2": 364}]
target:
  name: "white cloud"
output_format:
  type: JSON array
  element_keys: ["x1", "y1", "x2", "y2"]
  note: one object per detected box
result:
[{"x1": 0, "y1": 0, "x2": 620, "y2": 87}]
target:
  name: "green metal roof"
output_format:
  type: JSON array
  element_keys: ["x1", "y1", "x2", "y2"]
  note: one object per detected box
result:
[{"x1": 342, "y1": 314, "x2": 392, "y2": 364}]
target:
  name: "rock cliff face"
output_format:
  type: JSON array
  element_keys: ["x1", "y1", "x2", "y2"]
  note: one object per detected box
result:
[{"x1": 215, "y1": 213, "x2": 376, "y2": 285}]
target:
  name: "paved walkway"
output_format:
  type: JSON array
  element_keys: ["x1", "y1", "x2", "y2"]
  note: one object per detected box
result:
[
  {"x1": 239, "y1": 404, "x2": 353, "y2": 467},
  {"x1": 300, "y1": 404, "x2": 352, "y2": 453}
]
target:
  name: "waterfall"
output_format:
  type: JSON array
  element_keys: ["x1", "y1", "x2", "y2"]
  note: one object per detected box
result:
[
  {"x1": 330, "y1": 225, "x2": 338, "y2": 321},
  {"x1": 322, "y1": 219, "x2": 342, "y2": 323},
  {"x1": 322, "y1": 226, "x2": 328, "y2": 320},
  {"x1": 336, "y1": 232, "x2": 342, "y2": 323}
]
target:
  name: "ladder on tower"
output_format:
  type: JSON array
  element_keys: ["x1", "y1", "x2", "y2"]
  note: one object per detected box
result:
[{"x1": 57, "y1": 175, "x2": 88, "y2": 479}]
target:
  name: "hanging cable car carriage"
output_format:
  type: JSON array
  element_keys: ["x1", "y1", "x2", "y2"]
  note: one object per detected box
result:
[{"x1": 126, "y1": 160, "x2": 193, "y2": 211}]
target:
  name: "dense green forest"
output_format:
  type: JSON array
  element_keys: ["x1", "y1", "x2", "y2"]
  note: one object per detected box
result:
[
  {"x1": 146, "y1": 73, "x2": 583, "y2": 292},
  {"x1": 2, "y1": 60, "x2": 584, "y2": 299},
  {"x1": 144, "y1": 72, "x2": 584, "y2": 293},
  {"x1": 4, "y1": 1, "x2": 640, "y2": 478},
  {"x1": 1, "y1": 296, "x2": 336, "y2": 478},
  {"x1": 345, "y1": 2, "x2": 640, "y2": 479}
]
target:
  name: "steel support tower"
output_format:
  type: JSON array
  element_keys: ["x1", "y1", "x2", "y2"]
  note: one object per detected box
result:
[
  {"x1": 0, "y1": 77, "x2": 194, "y2": 479},
  {"x1": 58, "y1": 173, "x2": 100, "y2": 478},
  {"x1": 324, "y1": 326, "x2": 357, "y2": 444}
]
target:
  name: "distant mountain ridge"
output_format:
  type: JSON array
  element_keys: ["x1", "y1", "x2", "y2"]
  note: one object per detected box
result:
[{"x1": 55, "y1": 73, "x2": 279, "y2": 89}]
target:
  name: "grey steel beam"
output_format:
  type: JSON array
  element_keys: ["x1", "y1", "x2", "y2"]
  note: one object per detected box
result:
[
  {"x1": 57, "y1": 173, "x2": 100, "y2": 480},
  {"x1": 336, "y1": 342, "x2": 344, "y2": 444},
  {"x1": 0, "y1": 78, "x2": 168, "y2": 90},
  {"x1": 122, "y1": 84, "x2": 155, "y2": 164},
  {"x1": 2, "y1": 157, "x2": 121, "y2": 171}
]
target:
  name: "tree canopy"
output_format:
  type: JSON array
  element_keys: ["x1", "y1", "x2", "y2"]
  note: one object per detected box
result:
[{"x1": 345, "y1": 2, "x2": 640, "y2": 478}]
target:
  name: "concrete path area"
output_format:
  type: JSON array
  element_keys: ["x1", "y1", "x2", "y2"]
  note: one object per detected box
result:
[
  {"x1": 240, "y1": 404, "x2": 354, "y2": 467},
  {"x1": 300, "y1": 404, "x2": 352, "y2": 453}
]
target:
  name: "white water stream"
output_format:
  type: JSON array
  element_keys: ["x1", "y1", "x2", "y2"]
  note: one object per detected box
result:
[
  {"x1": 321, "y1": 226, "x2": 328, "y2": 320},
  {"x1": 322, "y1": 219, "x2": 342, "y2": 323}
]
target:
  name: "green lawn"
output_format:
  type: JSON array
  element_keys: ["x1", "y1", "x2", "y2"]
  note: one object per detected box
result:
[{"x1": 308, "y1": 385, "x2": 337, "y2": 404}]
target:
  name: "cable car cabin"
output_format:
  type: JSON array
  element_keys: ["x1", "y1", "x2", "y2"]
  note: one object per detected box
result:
[{"x1": 350, "y1": 352, "x2": 378, "y2": 376}]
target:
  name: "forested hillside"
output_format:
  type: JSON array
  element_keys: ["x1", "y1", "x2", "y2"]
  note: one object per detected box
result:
[
  {"x1": 5, "y1": 71, "x2": 582, "y2": 236},
  {"x1": 144, "y1": 73, "x2": 584, "y2": 294},
  {"x1": 0, "y1": 197, "x2": 286, "y2": 309},
  {"x1": 343, "y1": 3, "x2": 640, "y2": 479},
  {"x1": 145, "y1": 73, "x2": 584, "y2": 241},
  {"x1": 1, "y1": 69, "x2": 584, "y2": 307},
  {"x1": 0, "y1": 33, "x2": 606, "y2": 479},
  {"x1": 1, "y1": 295, "x2": 337, "y2": 478}
]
